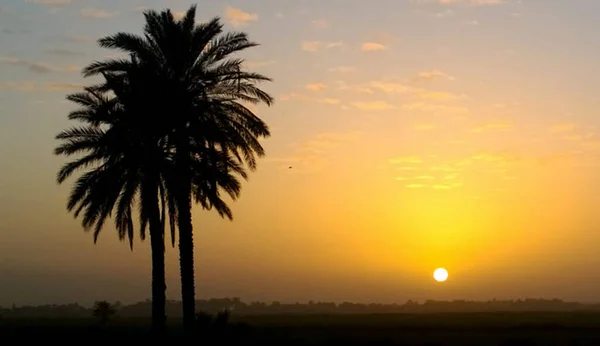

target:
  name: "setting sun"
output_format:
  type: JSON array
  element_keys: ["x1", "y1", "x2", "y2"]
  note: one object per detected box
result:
[{"x1": 434, "y1": 268, "x2": 449, "y2": 282}]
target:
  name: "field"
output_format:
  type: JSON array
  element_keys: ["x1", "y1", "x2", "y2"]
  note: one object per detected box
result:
[{"x1": 3, "y1": 312, "x2": 600, "y2": 345}]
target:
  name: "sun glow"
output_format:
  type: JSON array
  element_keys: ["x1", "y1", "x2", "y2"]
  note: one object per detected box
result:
[{"x1": 433, "y1": 268, "x2": 448, "y2": 282}]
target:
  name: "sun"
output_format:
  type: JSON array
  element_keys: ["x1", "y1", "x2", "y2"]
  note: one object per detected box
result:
[{"x1": 433, "y1": 268, "x2": 448, "y2": 282}]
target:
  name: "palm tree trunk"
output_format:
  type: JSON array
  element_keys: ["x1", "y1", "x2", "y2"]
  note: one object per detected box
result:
[
  {"x1": 146, "y1": 184, "x2": 167, "y2": 334},
  {"x1": 175, "y1": 139, "x2": 196, "y2": 332},
  {"x1": 177, "y1": 185, "x2": 196, "y2": 331}
]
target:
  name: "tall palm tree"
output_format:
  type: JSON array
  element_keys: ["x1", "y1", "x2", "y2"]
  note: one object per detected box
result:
[
  {"x1": 54, "y1": 70, "x2": 171, "y2": 333},
  {"x1": 82, "y1": 5, "x2": 274, "y2": 330}
]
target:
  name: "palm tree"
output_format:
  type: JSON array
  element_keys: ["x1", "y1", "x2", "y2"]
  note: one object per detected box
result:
[
  {"x1": 92, "y1": 300, "x2": 117, "y2": 326},
  {"x1": 54, "y1": 71, "x2": 171, "y2": 333},
  {"x1": 82, "y1": 5, "x2": 274, "y2": 330}
]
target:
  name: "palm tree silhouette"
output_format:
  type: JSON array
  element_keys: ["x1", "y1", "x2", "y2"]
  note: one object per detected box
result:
[
  {"x1": 78, "y1": 5, "x2": 273, "y2": 330},
  {"x1": 92, "y1": 300, "x2": 117, "y2": 326},
  {"x1": 54, "y1": 72, "x2": 172, "y2": 333}
]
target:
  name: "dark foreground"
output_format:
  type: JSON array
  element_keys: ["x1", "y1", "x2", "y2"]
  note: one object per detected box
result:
[{"x1": 3, "y1": 312, "x2": 600, "y2": 345}]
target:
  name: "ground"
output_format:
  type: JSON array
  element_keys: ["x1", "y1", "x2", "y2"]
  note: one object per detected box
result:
[{"x1": 2, "y1": 312, "x2": 600, "y2": 344}]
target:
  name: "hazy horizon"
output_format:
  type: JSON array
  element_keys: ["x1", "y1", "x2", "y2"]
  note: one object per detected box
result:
[{"x1": 2, "y1": 0, "x2": 600, "y2": 307}]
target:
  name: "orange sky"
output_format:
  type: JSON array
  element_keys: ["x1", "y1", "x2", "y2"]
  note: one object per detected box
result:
[{"x1": 2, "y1": 0, "x2": 600, "y2": 306}]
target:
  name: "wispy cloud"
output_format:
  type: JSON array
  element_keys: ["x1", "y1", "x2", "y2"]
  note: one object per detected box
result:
[
  {"x1": 0, "y1": 56, "x2": 81, "y2": 73},
  {"x1": 322, "y1": 98, "x2": 341, "y2": 105},
  {"x1": 361, "y1": 42, "x2": 387, "y2": 51},
  {"x1": 224, "y1": 6, "x2": 257, "y2": 27},
  {"x1": 389, "y1": 156, "x2": 423, "y2": 164},
  {"x1": 413, "y1": 122, "x2": 436, "y2": 131},
  {"x1": 413, "y1": 70, "x2": 455, "y2": 82},
  {"x1": 305, "y1": 83, "x2": 327, "y2": 92},
  {"x1": 351, "y1": 101, "x2": 397, "y2": 111},
  {"x1": 0, "y1": 81, "x2": 83, "y2": 91},
  {"x1": 367, "y1": 81, "x2": 467, "y2": 101},
  {"x1": 311, "y1": 18, "x2": 329, "y2": 29},
  {"x1": 464, "y1": 20, "x2": 480, "y2": 26},
  {"x1": 548, "y1": 123, "x2": 577, "y2": 134},
  {"x1": 0, "y1": 56, "x2": 53, "y2": 73},
  {"x1": 301, "y1": 40, "x2": 343, "y2": 52},
  {"x1": 244, "y1": 60, "x2": 276, "y2": 69},
  {"x1": 403, "y1": 102, "x2": 470, "y2": 114},
  {"x1": 280, "y1": 93, "x2": 343, "y2": 106},
  {"x1": 470, "y1": 120, "x2": 513, "y2": 133},
  {"x1": 61, "y1": 35, "x2": 94, "y2": 43},
  {"x1": 434, "y1": 9, "x2": 455, "y2": 18},
  {"x1": 80, "y1": 8, "x2": 118, "y2": 19},
  {"x1": 437, "y1": 0, "x2": 504, "y2": 5},
  {"x1": 44, "y1": 48, "x2": 83, "y2": 56},
  {"x1": 328, "y1": 66, "x2": 357, "y2": 73},
  {"x1": 27, "y1": 0, "x2": 75, "y2": 5},
  {"x1": 266, "y1": 131, "x2": 361, "y2": 173}
]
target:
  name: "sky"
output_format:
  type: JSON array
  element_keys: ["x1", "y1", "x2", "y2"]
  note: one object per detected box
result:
[{"x1": 1, "y1": 0, "x2": 600, "y2": 307}]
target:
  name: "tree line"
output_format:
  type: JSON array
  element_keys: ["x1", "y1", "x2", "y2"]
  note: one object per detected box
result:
[{"x1": 4, "y1": 299, "x2": 600, "y2": 318}]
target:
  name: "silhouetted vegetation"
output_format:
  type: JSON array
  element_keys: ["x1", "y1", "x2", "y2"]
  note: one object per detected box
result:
[
  {"x1": 4, "y1": 298, "x2": 600, "y2": 318},
  {"x1": 92, "y1": 300, "x2": 117, "y2": 326},
  {"x1": 54, "y1": 4, "x2": 272, "y2": 333}
]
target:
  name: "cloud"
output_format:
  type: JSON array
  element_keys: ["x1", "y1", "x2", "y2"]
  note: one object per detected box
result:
[
  {"x1": 244, "y1": 60, "x2": 276, "y2": 69},
  {"x1": 389, "y1": 156, "x2": 423, "y2": 164},
  {"x1": 0, "y1": 81, "x2": 83, "y2": 91},
  {"x1": 335, "y1": 81, "x2": 374, "y2": 94},
  {"x1": 464, "y1": 20, "x2": 480, "y2": 26},
  {"x1": 224, "y1": 6, "x2": 257, "y2": 27},
  {"x1": 437, "y1": 0, "x2": 504, "y2": 4},
  {"x1": 434, "y1": 9, "x2": 455, "y2": 18},
  {"x1": 27, "y1": 0, "x2": 75, "y2": 5},
  {"x1": 301, "y1": 40, "x2": 343, "y2": 52},
  {"x1": 325, "y1": 42, "x2": 343, "y2": 49},
  {"x1": 266, "y1": 131, "x2": 361, "y2": 173},
  {"x1": 280, "y1": 93, "x2": 342, "y2": 106},
  {"x1": 0, "y1": 56, "x2": 53, "y2": 73},
  {"x1": 414, "y1": 70, "x2": 455, "y2": 82},
  {"x1": 361, "y1": 42, "x2": 387, "y2": 51},
  {"x1": 328, "y1": 66, "x2": 356, "y2": 73},
  {"x1": 367, "y1": 81, "x2": 466, "y2": 101},
  {"x1": 63, "y1": 65, "x2": 81, "y2": 72},
  {"x1": 322, "y1": 98, "x2": 341, "y2": 105},
  {"x1": 280, "y1": 93, "x2": 309, "y2": 101},
  {"x1": 548, "y1": 123, "x2": 577, "y2": 134},
  {"x1": 61, "y1": 35, "x2": 93, "y2": 43},
  {"x1": 301, "y1": 41, "x2": 321, "y2": 52},
  {"x1": 44, "y1": 48, "x2": 83, "y2": 56},
  {"x1": 311, "y1": 19, "x2": 329, "y2": 29},
  {"x1": 43, "y1": 82, "x2": 84, "y2": 91},
  {"x1": 368, "y1": 81, "x2": 422, "y2": 95},
  {"x1": 405, "y1": 184, "x2": 427, "y2": 188},
  {"x1": 419, "y1": 91, "x2": 466, "y2": 101},
  {"x1": 470, "y1": 120, "x2": 513, "y2": 133},
  {"x1": 413, "y1": 122, "x2": 436, "y2": 131},
  {"x1": 305, "y1": 83, "x2": 327, "y2": 92},
  {"x1": 80, "y1": 8, "x2": 118, "y2": 19},
  {"x1": 403, "y1": 102, "x2": 470, "y2": 114},
  {"x1": 0, "y1": 56, "x2": 82, "y2": 73},
  {"x1": 351, "y1": 101, "x2": 397, "y2": 111}
]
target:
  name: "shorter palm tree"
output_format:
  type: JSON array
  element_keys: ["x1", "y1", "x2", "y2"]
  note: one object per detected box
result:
[
  {"x1": 92, "y1": 300, "x2": 117, "y2": 325},
  {"x1": 54, "y1": 73, "x2": 171, "y2": 332}
]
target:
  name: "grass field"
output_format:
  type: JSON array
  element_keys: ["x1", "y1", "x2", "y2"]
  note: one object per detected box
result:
[{"x1": 2, "y1": 312, "x2": 600, "y2": 344}]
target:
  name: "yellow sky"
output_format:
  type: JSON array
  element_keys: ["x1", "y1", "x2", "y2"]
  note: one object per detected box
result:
[{"x1": 1, "y1": 0, "x2": 600, "y2": 305}]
